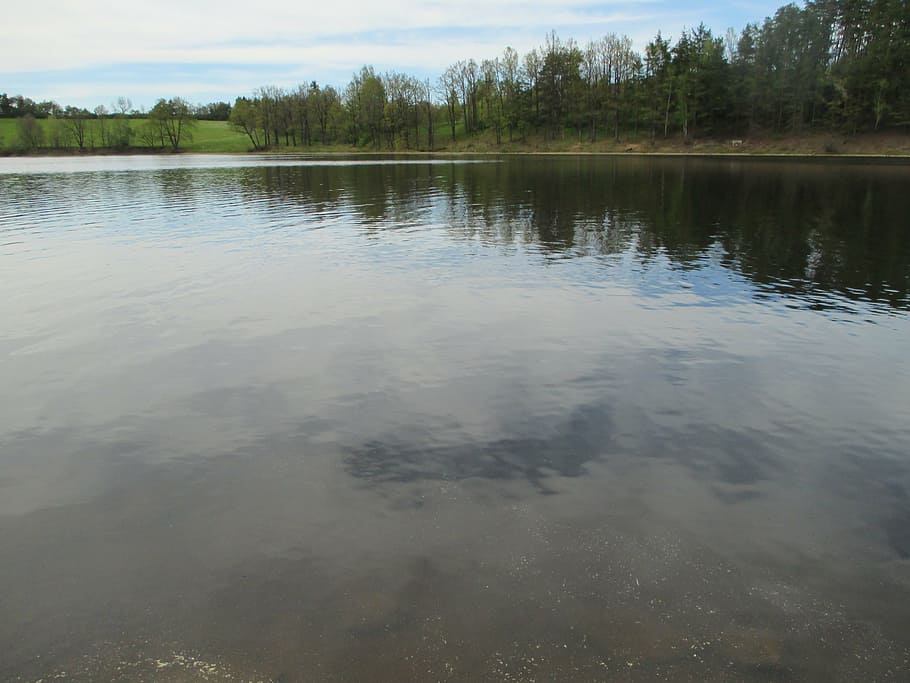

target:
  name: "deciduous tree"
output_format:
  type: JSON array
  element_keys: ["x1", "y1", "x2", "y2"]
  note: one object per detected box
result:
[{"x1": 148, "y1": 97, "x2": 196, "y2": 151}]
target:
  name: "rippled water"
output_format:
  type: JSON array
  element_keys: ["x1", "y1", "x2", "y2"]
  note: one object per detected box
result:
[{"x1": 1, "y1": 154, "x2": 909, "y2": 681}]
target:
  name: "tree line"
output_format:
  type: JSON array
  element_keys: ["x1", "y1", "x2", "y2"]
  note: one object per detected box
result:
[
  {"x1": 3, "y1": 0, "x2": 907, "y2": 152},
  {"x1": 1, "y1": 96, "x2": 232, "y2": 151},
  {"x1": 234, "y1": 0, "x2": 908, "y2": 149},
  {"x1": 0, "y1": 93, "x2": 231, "y2": 121}
]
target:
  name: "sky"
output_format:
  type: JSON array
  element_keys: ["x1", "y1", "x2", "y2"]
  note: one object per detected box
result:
[{"x1": 4, "y1": 1, "x2": 787, "y2": 110}]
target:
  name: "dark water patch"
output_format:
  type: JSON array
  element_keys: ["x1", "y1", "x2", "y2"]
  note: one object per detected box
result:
[
  {"x1": 884, "y1": 510, "x2": 910, "y2": 559},
  {"x1": 711, "y1": 486, "x2": 764, "y2": 504},
  {"x1": 344, "y1": 404, "x2": 614, "y2": 489}
]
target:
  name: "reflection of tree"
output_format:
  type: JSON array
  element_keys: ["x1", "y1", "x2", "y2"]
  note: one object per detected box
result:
[
  {"x1": 153, "y1": 169, "x2": 198, "y2": 211},
  {"x1": 199, "y1": 157, "x2": 908, "y2": 310}
]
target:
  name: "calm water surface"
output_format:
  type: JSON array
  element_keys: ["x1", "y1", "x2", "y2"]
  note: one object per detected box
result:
[{"x1": 1, "y1": 154, "x2": 909, "y2": 681}]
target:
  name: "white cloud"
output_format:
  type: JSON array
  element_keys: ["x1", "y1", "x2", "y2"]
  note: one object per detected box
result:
[
  {"x1": 6, "y1": 1, "x2": 708, "y2": 73},
  {"x1": 5, "y1": 0, "x2": 783, "y2": 106}
]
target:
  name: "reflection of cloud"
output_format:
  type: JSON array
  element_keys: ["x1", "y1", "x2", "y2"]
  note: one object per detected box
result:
[
  {"x1": 338, "y1": 350, "x2": 789, "y2": 494},
  {"x1": 344, "y1": 403, "x2": 615, "y2": 490}
]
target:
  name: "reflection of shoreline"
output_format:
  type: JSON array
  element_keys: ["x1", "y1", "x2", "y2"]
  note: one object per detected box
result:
[
  {"x1": 2, "y1": 156, "x2": 908, "y2": 311},
  {"x1": 4, "y1": 149, "x2": 910, "y2": 160},
  {"x1": 4, "y1": 128, "x2": 910, "y2": 161},
  {"x1": 240, "y1": 159, "x2": 910, "y2": 311}
]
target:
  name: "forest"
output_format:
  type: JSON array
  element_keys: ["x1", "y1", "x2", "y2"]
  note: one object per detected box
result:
[{"x1": 1, "y1": 0, "x2": 907, "y2": 152}]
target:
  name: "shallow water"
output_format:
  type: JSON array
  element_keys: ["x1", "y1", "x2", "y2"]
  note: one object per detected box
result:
[{"x1": 1, "y1": 154, "x2": 909, "y2": 681}]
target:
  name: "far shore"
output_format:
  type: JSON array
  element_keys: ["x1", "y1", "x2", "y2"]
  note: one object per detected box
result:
[{"x1": 2, "y1": 130, "x2": 909, "y2": 160}]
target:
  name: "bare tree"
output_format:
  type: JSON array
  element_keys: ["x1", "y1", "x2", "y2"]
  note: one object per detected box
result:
[
  {"x1": 113, "y1": 97, "x2": 132, "y2": 116},
  {"x1": 500, "y1": 47, "x2": 520, "y2": 141},
  {"x1": 424, "y1": 79, "x2": 435, "y2": 150},
  {"x1": 439, "y1": 65, "x2": 461, "y2": 142}
]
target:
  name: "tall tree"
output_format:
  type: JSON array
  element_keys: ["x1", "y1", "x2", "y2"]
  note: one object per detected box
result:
[
  {"x1": 439, "y1": 64, "x2": 462, "y2": 142},
  {"x1": 148, "y1": 97, "x2": 196, "y2": 151},
  {"x1": 229, "y1": 97, "x2": 265, "y2": 149},
  {"x1": 644, "y1": 32, "x2": 675, "y2": 138},
  {"x1": 93, "y1": 105, "x2": 109, "y2": 147},
  {"x1": 62, "y1": 106, "x2": 91, "y2": 149},
  {"x1": 538, "y1": 32, "x2": 583, "y2": 139},
  {"x1": 344, "y1": 66, "x2": 386, "y2": 147},
  {"x1": 16, "y1": 114, "x2": 44, "y2": 150}
]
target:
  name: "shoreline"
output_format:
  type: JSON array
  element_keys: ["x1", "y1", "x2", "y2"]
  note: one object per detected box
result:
[
  {"x1": 2, "y1": 123, "x2": 908, "y2": 160},
  {"x1": 3, "y1": 150, "x2": 909, "y2": 161},
  {"x1": 3, "y1": 139, "x2": 910, "y2": 161}
]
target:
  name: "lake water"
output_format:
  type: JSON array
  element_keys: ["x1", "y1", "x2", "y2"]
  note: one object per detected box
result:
[{"x1": 1, "y1": 154, "x2": 909, "y2": 681}]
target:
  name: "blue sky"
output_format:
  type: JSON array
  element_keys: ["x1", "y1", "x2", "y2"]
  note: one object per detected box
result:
[{"x1": 5, "y1": 1, "x2": 787, "y2": 110}]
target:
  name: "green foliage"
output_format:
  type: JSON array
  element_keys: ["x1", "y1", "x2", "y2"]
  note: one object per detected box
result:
[
  {"x1": 196, "y1": 101, "x2": 232, "y2": 121},
  {"x1": 16, "y1": 114, "x2": 43, "y2": 150},
  {"x1": 2, "y1": 0, "x2": 908, "y2": 155},
  {"x1": 229, "y1": 97, "x2": 264, "y2": 149},
  {"x1": 108, "y1": 117, "x2": 133, "y2": 149},
  {"x1": 148, "y1": 97, "x2": 196, "y2": 150}
]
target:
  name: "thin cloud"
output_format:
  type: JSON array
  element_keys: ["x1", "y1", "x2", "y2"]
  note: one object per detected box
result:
[{"x1": 4, "y1": 0, "x2": 784, "y2": 107}]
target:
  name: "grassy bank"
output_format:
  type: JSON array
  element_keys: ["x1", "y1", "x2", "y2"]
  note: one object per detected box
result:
[
  {"x1": 0, "y1": 119, "x2": 250, "y2": 154},
  {"x1": 2, "y1": 118, "x2": 909, "y2": 157},
  {"x1": 429, "y1": 128, "x2": 910, "y2": 157}
]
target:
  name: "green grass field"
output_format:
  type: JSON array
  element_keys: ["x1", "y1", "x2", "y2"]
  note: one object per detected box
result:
[
  {"x1": 0, "y1": 118, "x2": 18, "y2": 149},
  {"x1": 0, "y1": 118, "x2": 252, "y2": 153},
  {"x1": 2, "y1": 116, "x2": 909, "y2": 156},
  {"x1": 181, "y1": 120, "x2": 252, "y2": 152}
]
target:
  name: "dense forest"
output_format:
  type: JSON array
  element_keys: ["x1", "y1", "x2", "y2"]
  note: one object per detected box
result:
[{"x1": 2, "y1": 0, "x2": 908, "y2": 151}]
